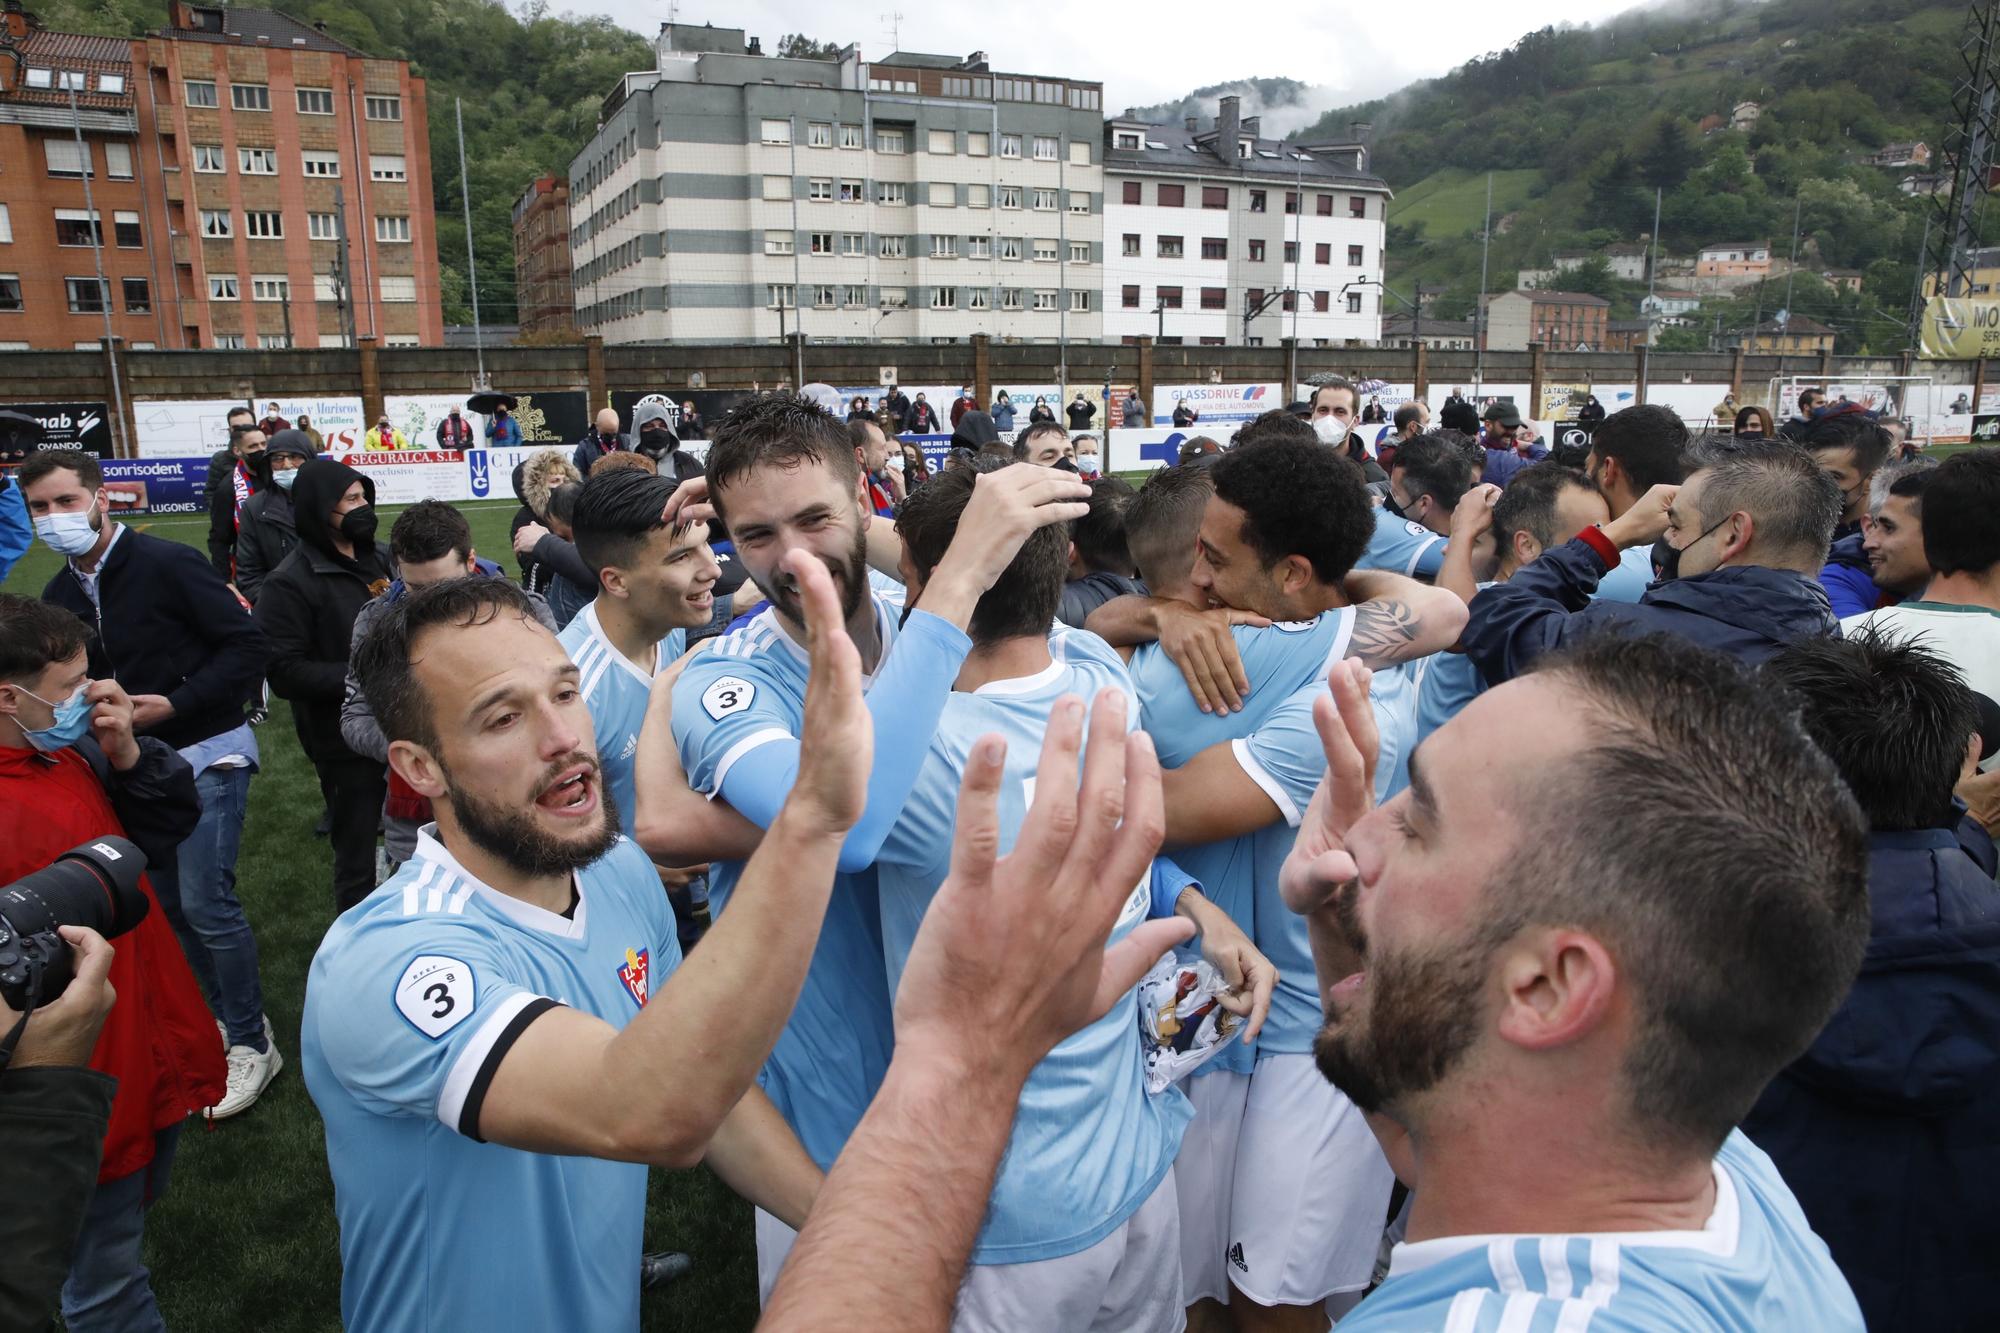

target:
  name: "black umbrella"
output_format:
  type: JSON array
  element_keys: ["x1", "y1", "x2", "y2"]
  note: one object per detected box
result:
[
  {"x1": 0, "y1": 409, "x2": 44, "y2": 441},
  {"x1": 466, "y1": 391, "x2": 517, "y2": 415}
]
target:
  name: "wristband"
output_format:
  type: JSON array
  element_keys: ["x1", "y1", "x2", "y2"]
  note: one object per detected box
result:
[{"x1": 1576, "y1": 525, "x2": 1619, "y2": 567}]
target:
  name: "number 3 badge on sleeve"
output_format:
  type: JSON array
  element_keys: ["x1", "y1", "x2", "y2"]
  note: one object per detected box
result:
[{"x1": 396, "y1": 955, "x2": 475, "y2": 1038}]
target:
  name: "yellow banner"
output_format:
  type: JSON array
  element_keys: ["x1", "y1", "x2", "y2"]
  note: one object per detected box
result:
[{"x1": 1919, "y1": 296, "x2": 2000, "y2": 359}]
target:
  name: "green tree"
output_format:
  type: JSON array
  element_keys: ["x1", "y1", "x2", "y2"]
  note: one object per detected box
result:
[
  {"x1": 776, "y1": 33, "x2": 843, "y2": 60},
  {"x1": 1640, "y1": 117, "x2": 1699, "y2": 189}
]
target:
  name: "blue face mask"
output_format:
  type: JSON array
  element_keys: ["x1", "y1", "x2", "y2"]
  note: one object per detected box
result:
[
  {"x1": 16, "y1": 681, "x2": 92, "y2": 753},
  {"x1": 271, "y1": 466, "x2": 299, "y2": 492}
]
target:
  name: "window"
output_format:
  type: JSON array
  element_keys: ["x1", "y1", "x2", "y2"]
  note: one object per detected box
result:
[
  {"x1": 1000, "y1": 288, "x2": 1023, "y2": 311},
  {"x1": 1348, "y1": 245, "x2": 1364, "y2": 266},
  {"x1": 1201, "y1": 237, "x2": 1226, "y2": 260},
  {"x1": 1121, "y1": 284, "x2": 1140, "y2": 309},
  {"x1": 302, "y1": 150, "x2": 341, "y2": 177},
  {"x1": 1122, "y1": 233, "x2": 1140, "y2": 257},
  {"x1": 297, "y1": 87, "x2": 334, "y2": 115},
  {"x1": 764, "y1": 230, "x2": 794, "y2": 256},
  {"x1": 763, "y1": 283, "x2": 795, "y2": 309},
  {"x1": 1069, "y1": 241, "x2": 1090, "y2": 264},
  {"x1": 104, "y1": 143, "x2": 132, "y2": 179},
  {"x1": 122, "y1": 277, "x2": 150, "y2": 312},
  {"x1": 1202, "y1": 186, "x2": 1228, "y2": 209},
  {"x1": 928, "y1": 129, "x2": 955, "y2": 155},
  {"x1": 1031, "y1": 189, "x2": 1057, "y2": 211},
  {"x1": 184, "y1": 79, "x2": 217, "y2": 107},
  {"x1": 252, "y1": 275, "x2": 289, "y2": 302},
  {"x1": 0, "y1": 275, "x2": 20, "y2": 312},
  {"x1": 1032, "y1": 289, "x2": 1057, "y2": 311},
  {"x1": 1313, "y1": 290, "x2": 1330, "y2": 312},
  {"x1": 1033, "y1": 135, "x2": 1058, "y2": 161},
  {"x1": 1349, "y1": 195, "x2": 1366, "y2": 218},
  {"x1": 1346, "y1": 291, "x2": 1363, "y2": 313},
  {"x1": 1316, "y1": 194, "x2": 1334, "y2": 217},
  {"x1": 876, "y1": 181, "x2": 907, "y2": 206},
  {"x1": 968, "y1": 184, "x2": 990, "y2": 208},
  {"x1": 1033, "y1": 239, "x2": 1057, "y2": 262},
  {"x1": 1158, "y1": 286, "x2": 1183, "y2": 309},
  {"x1": 1157, "y1": 235, "x2": 1183, "y2": 259},
  {"x1": 213, "y1": 335, "x2": 246, "y2": 350},
  {"x1": 931, "y1": 234, "x2": 957, "y2": 258},
  {"x1": 998, "y1": 186, "x2": 1021, "y2": 210},
  {"x1": 763, "y1": 175, "x2": 791, "y2": 201},
  {"x1": 1069, "y1": 192, "x2": 1090, "y2": 215},
  {"x1": 968, "y1": 288, "x2": 990, "y2": 310},
  {"x1": 840, "y1": 178, "x2": 864, "y2": 203},
  {"x1": 193, "y1": 143, "x2": 225, "y2": 173},
  {"x1": 207, "y1": 275, "x2": 239, "y2": 300},
  {"x1": 875, "y1": 127, "x2": 905, "y2": 154},
  {"x1": 1249, "y1": 189, "x2": 1267, "y2": 213},
  {"x1": 1121, "y1": 180, "x2": 1141, "y2": 205},
  {"x1": 1249, "y1": 239, "x2": 1266, "y2": 262},
  {"x1": 262, "y1": 333, "x2": 292, "y2": 349},
  {"x1": 929, "y1": 182, "x2": 955, "y2": 207},
  {"x1": 813, "y1": 285, "x2": 836, "y2": 308},
  {"x1": 1315, "y1": 242, "x2": 1330, "y2": 265},
  {"x1": 841, "y1": 284, "x2": 867, "y2": 306},
  {"x1": 1158, "y1": 183, "x2": 1185, "y2": 208},
  {"x1": 878, "y1": 235, "x2": 907, "y2": 259},
  {"x1": 200, "y1": 209, "x2": 232, "y2": 238},
  {"x1": 1000, "y1": 134, "x2": 1022, "y2": 159},
  {"x1": 968, "y1": 131, "x2": 989, "y2": 157},
  {"x1": 1115, "y1": 130, "x2": 1142, "y2": 149},
  {"x1": 370, "y1": 154, "x2": 407, "y2": 182},
  {"x1": 998, "y1": 237, "x2": 1023, "y2": 262},
  {"x1": 841, "y1": 232, "x2": 866, "y2": 256},
  {"x1": 967, "y1": 235, "x2": 990, "y2": 259},
  {"x1": 375, "y1": 215, "x2": 410, "y2": 243},
  {"x1": 365, "y1": 95, "x2": 402, "y2": 121},
  {"x1": 838, "y1": 123, "x2": 863, "y2": 149},
  {"x1": 308, "y1": 212, "x2": 339, "y2": 240},
  {"x1": 1284, "y1": 191, "x2": 1299, "y2": 214},
  {"x1": 810, "y1": 232, "x2": 835, "y2": 255},
  {"x1": 1282, "y1": 290, "x2": 1297, "y2": 312},
  {"x1": 761, "y1": 118, "x2": 792, "y2": 145},
  {"x1": 54, "y1": 210, "x2": 101, "y2": 247},
  {"x1": 43, "y1": 139, "x2": 89, "y2": 178},
  {"x1": 231, "y1": 83, "x2": 270, "y2": 112},
  {"x1": 0, "y1": 205, "x2": 8, "y2": 243},
  {"x1": 313, "y1": 274, "x2": 340, "y2": 301},
  {"x1": 882, "y1": 288, "x2": 908, "y2": 308},
  {"x1": 113, "y1": 212, "x2": 141, "y2": 247},
  {"x1": 380, "y1": 275, "x2": 417, "y2": 302},
  {"x1": 931, "y1": 286, "x2": 957, "y2": 309},
  {"x1": 808, "y1": 121, "x2": 832, "y2": 148},
  {"x1": 23, "y1": 68, "x2": 51, "y2": 88},
  {"x1": 1284, "y1": 241, "x2": 1298, "y2": 264},
  {"x1": 65, "y1": 278, "x2": 109, "y2": 313},
  {"x1": 237, "y1": 146, "x2": 276, "y2": 174},
  {"x1": 1066, "y1": 289, "x2": 1087, "y2": 312},
  {"x1": 808, "y1": 178, "x2": 833, "y2": 201},
  {"x1": 245, "y1": 211, "x2": 283, "y2": 239},
  {"x1": 1201, "y1": 286, "x2": 1226, "y2": 310}
]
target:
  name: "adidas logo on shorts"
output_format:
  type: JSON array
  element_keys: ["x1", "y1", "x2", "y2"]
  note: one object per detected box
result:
[{"x1": 1228, "y1": 1241, "x2": 1248, "y2": 1274}]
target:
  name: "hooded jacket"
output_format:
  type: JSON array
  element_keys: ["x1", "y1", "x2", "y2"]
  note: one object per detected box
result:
[
  {"x1": 632, "y1": 401, "x2": 707, "y2": 484},
  {"x1": 0, "y1": 735, "x2": 226, "y2": 1186},
  {"x1": 1741, "y1": 828, "x2": 2000, "y2": 1331},
  {"x1": 1463, "y1": 531, "x2": 1839, "y2": 684},
  {"x1": 232, "y1": 486, "x2": 299, "y2": 604},
  {"x1": 252, "y1": 458, "x2": 392, "y2": 760},
  {"x1": 1817, "y1": 531, "x2": 1893, "y2": 620}
]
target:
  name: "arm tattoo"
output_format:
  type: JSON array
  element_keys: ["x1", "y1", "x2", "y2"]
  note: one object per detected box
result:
[{"x1": 1348, "y1": 599, "x2": 1421, "y2": 668}]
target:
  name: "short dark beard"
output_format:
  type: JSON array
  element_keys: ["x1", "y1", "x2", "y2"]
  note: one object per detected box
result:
[
  {"x1": 1313, "y1": 929, "x2": 1488, "y2": 1116},
  {"x1": 441, "y1": 756, "x2": 620, "y2": 879},
  {"x1": 760, "y1": 524, "x2": 870, "y2": 628}
]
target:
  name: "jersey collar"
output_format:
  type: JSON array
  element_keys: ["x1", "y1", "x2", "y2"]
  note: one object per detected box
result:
[
  {"x1": 755, "y1": 589, "x2": 899, "y2": 685},
  {"x1": 579, "y1": 601, "x2": 663, "y2": 686},
  {"x1": 413, "y1": 824, "x2": 589, "y2": 939}
]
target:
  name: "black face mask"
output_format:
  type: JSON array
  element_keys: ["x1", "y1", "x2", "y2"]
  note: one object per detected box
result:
[
  {"x1": 1654, "y1": 514, "x2": 1729, "y2": 582},
  {"x1": 339, "y1": 504, "x2": 378, "y2": 546},
  {"x1": 638, "y1": 427, "x2": 673, "y2": 457},
  {"x1": 1383, "y1": 491, "x2": 1409, "y2": 520}
]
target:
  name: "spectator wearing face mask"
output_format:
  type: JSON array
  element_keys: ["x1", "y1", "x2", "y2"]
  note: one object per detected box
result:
[
  {"x1": 1066, "y1": 392, "x2": 1097, "y2": 430},
  {"x1": 485, "y1": 403, "x2": 523, "y2": 448},
  {"x1": 951, "y1": 387, "x2": 977, "y2": 428},
  {"x1": 206, "y1": 425, "x2": 267, "y2": 584},
  {"x1": 1309, "y1": 379, "x2": 1388, "y2": 485},
  {"x1": 1028, "y1": 395, "x2": 1056, "y2": 426},
  {"x1": 292, "y1": 413, "x2": 324, "y2": 453},
  {"x1": 435, "y1": 407, "x2": 475, "y2": 449},
  {"x1": 1072, "y1": 435, "x2": 1102, "y2": 479},
  {"x1": 1172, "y1": 397, "x2": 1199, "y2": 429},
  {"x1": 253, "y1": 458, "x2": 394, "y2": 912},
  {"x1": 907, "y1": 393, "x2": 939, "y2": 433},
  {"x1": 232, "y1": 431, "x2": 315, "y2": 605},
  {"x1": 363, "y1": 416, "x2": 407, "y2": 451},
  {"x1": 257, "y1": 402, "x2": 290, "y2": 436},
  {"x1": 573, "y1": 409, "x2": 631, "y2": 477},
  {"x1": 1357, "y1": 431, "x2": 1482, "y2": 579},
  {"x1": 678, "y1": 401, "x2": 708, "y2": 442},
  {"x1": 989, "y1": 391, "x2": 1017, "y2": 433},
  {"x1": 1804, "y1": 411, "x2": 1894, "y2": 548},
  {"x1": 631, "y1": 401, "x2": 706, "y2": 486}
]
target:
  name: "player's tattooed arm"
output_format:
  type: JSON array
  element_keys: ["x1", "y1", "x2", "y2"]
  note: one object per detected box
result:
[{"x1": 1343, "y1": 570, "x2": 1468, "y2": 667}]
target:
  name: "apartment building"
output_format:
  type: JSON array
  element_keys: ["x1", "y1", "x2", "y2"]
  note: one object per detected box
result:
[
  {"x1": 0, "y1": 0, "x2": 440, "y2": 351},
  {"x1": 513, "y1": 173, "x2": 574, "y2": 337},
  {"x1": 1100, "y1": 97, "x2": 1390, "y2": 346},
  {"x1": 1481, "y1": 289, "x2": 1611, "y2": 351},
  {"x1": 569, "y1": 24, "x2": 1104, "y2": 344}
]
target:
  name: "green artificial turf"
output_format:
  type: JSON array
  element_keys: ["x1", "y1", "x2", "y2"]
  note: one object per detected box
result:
[{"x1": 3, "y1": 500, "x2": 761, "y2": 1332}]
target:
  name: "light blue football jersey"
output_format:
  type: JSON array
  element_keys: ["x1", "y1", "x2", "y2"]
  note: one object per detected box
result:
[
  {"x1": 302, "y1": 829, "x2": 681, "y2": 1333},
  {"x1": 874, "y1": 627, "x2": 1193, "y2": 1264},
  {"x1": 1340, "y1": 1132, "x2": 1863, "y2": 1332},
  {"x1": 1595, "y1": 543, "x2": 1655, "y2": 603},
  {"x1": 1357, "y1": 506, "x2": 1446, "y2": 579},
  {"x1": 1228, "y1": 664, "x2": 1414, "y2": 1053},
  {"x1": 558, "y1": 600, "x2": 686, "y2": 837},
  {"x1": 670, "y1": 571, "x2": 969, "y2": 1170}
]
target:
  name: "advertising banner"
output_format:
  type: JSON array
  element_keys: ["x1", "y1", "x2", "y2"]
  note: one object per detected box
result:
[
  {"x1": 98, "y1": 457, "x2": 212, "y2": 516},
  {"x1": 1, "y1": 401, "x2": 113, "y2": 459},
  {"x1": 1105, "y1": 422, "x2": 1245, "y2": 474},
  {"x1": 1919, "y1": 296, "x2": 2000, "y2": 359},
  {"x1": 335, "y1": 450, "x2": 474, "y2": 506},
  {"x1": 134, "y1": 396, "x2": 365, "y2": 457},
  {"x1": 1152, "y1": 383, "x2": 1281, "y2": 427}
]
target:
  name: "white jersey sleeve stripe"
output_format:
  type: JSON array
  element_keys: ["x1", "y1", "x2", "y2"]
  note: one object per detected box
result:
[
  {"x1": 1540, "y1": 1235, "x2": 1573, "y2": 1300},
  {"x1": 579, "y1": 654, "x2": 613, "y2": 703},
  {"x1": 707, "y1": 726, "x2": 794, "y2": 797},
  {"x1": 1442, "y1": 1288, "x2": 1490, "y2": 1333},
  {"x1": 1496, "y1": 1291, "x2": 1542, "y2": 1333},
  {"x1": 1581, "y1": 1237, "x2": 1621, "y2": 1303},
  {"x1": 403, "y1": 861, "x2": 436, "y2": 916},
  {"x1": 436, "y1": 990, "x2": 545, "y2": 1134},
  {"x1": 1406, "y1": 534, "x2": 1443, "y2": 577},
  {"x1": 445, "y1": 877, "x2": 477, "y2": 915},
  {"x1": 1322, "y1": 606, "x2": 1356, "y2": 673},
  {"x1": 1230, "y1": 736, "x2": 1304, "y2": 827},
  {"x1": 425, "y1": 871, "x2": 460, "y2": 915},
  {"x1": 1553, "y1": 1298, "x2": 1601, "y2": 1333},
  {"x1": 1489, "y1": 1238, "x2": 1527, "y2": 1293}
]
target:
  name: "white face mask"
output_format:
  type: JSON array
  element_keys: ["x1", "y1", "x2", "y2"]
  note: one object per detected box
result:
[
  {"x1": 1312, "y1": 414, "x2": 1351, "y2": 448},
  {"x1": 34, "y1": 503, "x2": 102, "y2": 557}
]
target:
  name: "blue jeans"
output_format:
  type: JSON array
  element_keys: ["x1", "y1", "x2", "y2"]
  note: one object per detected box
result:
[
  {"x1": 61, "y1": 1124, "x2": 181, "y2": 1332},
  {"x1": 151, "y1": 763, "x2": 267, "y2": 1052}
]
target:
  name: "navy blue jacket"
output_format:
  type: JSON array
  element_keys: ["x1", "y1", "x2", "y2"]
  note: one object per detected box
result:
[
  {"x1": 1462, "y1": 535, "x2": 1838, "y2": 684},
  {"x1": 1742, "y1": 828, "x2": 2000, "y2": 1331},
  {"x1": 42, "y1": 527, "x2": 270, "y2": 751},
  {"x1": 1818, "y1": 531, "x2": 1889, "y2": 620}
]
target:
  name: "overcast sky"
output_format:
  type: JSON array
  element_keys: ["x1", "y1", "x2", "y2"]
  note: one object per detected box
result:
[{"x1": 601, "y1": 0, "x2": 1644, "y2": 119}]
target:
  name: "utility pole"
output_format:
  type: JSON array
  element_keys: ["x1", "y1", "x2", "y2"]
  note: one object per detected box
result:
[
  {"x1": 67, "y1": 85, "x2": 125, "y2": 454},
  {"x1": 1648, "y1": 187, "x2": 1661, "y2": 297},
  {"x1": 1474, "y1": 171, "x2": 1493, "y2": 392},
  {"x1": 332, "y1": 182, "x2": 357, "y2": 347},
  {"x1": 455, "y1": 99, "x2": 485, "y2": 386},
  {"x1": 1781, "y1": 193, "x2": 1803, "y2": 326}
]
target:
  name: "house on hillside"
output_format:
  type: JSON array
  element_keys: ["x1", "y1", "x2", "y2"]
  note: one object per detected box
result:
[
  {"x1": 1901, "y1": 173, "x2": 1948, "y2": 197},
  {"x1": 1922, "y1": 246, "x2": 2000, "y2": 299},
  {"x1": 1731, "y1": 101, "x2": 1761, "y2": 131},
  {"x1": 1641, "y1": 289, "x2": 1701, "y2": 319},
  {"x1": 1725, "y1": 315, "x2": 1835, "y2": 356},
  {"x1": 1480, "y1": 289, "x2": 1610, "y2": 352},
  {"x1": 1603, "y1": 243, "x2": 1650, "y2": 282},
  {"x1": 1380, "y1": 314, "x2": 1477, "y2": 350},
  {"x1": 1604, "y1": 318, "x2": 1653, "y2": 352},
  {"x1": 1870, "y1": 142, "x2": 1931, "y2": 169},
  {"x1": 1821, "y1": 268, "x2": 1864, "y2": 295}
]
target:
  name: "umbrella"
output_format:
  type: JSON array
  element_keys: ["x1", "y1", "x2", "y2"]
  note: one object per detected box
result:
[
  {"x1": 466, "y1": 391, "x2": 517, "y2": 415},
  {"x1": 0, "y1": 409, "x2": 45, "y2": 442}
]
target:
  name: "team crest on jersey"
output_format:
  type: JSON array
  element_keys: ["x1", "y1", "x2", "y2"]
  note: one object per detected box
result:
[{"x1": 617, "y1": 947, "x2": 651, "y2": 1008}]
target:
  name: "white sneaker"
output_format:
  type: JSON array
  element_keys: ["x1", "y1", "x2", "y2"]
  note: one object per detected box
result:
[
  {"x1": 215, "y1": 1014, "x2": 277, "y2": 1050},
  {"x1": 206, "y1": 1040, "x2": 283, "y2": 1120}
]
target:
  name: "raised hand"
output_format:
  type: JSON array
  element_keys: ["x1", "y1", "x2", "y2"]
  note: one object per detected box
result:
[
  {"x1": 1278, "y1": 659, "x2": 1379, "y2": 920},
  {"x1": 787, "y1": 548, "x2": 869, "y2": 836},
  {"x1": 84, "y1": 678, "x2": 142, "y2": 771}
]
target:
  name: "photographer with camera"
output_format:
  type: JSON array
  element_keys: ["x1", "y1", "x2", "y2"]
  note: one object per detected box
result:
[{"x1": 0, "y1": 594, "x2": 225, "y2": 1332}]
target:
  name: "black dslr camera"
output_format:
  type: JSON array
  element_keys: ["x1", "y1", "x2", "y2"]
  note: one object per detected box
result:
[{"x1": 0, "y1": 837, "x2": 150, "y2": 1011}]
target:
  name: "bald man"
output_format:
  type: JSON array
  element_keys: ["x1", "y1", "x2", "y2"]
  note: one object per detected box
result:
[{"x1": 573, "y1": 408, "x2": 631, "y2": 476}]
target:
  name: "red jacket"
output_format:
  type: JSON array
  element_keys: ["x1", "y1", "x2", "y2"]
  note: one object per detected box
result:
[{"x1": 0, "y1": 745, "x2": 226, "y2": 1181}]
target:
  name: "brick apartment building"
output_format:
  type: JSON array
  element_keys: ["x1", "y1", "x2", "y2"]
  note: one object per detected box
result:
[
  {"x1": 1480, "y1": 289, "x2": 1611, "y2": 351},
  {"x1": 512, "y1": 172, "x2": 573, "y2": 337},
  {"x1": 0, "y1": 0, "x2": 441, "y2": 350}
]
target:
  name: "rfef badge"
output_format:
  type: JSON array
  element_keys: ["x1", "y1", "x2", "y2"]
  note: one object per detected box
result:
[{"x1": 617, "y1": 947, "x2": 651, "y2": 1008}]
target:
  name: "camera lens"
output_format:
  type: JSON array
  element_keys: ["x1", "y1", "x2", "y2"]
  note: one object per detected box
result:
[{"x1": 0, "y1": 837, "x2": 150, "y2": 941}]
